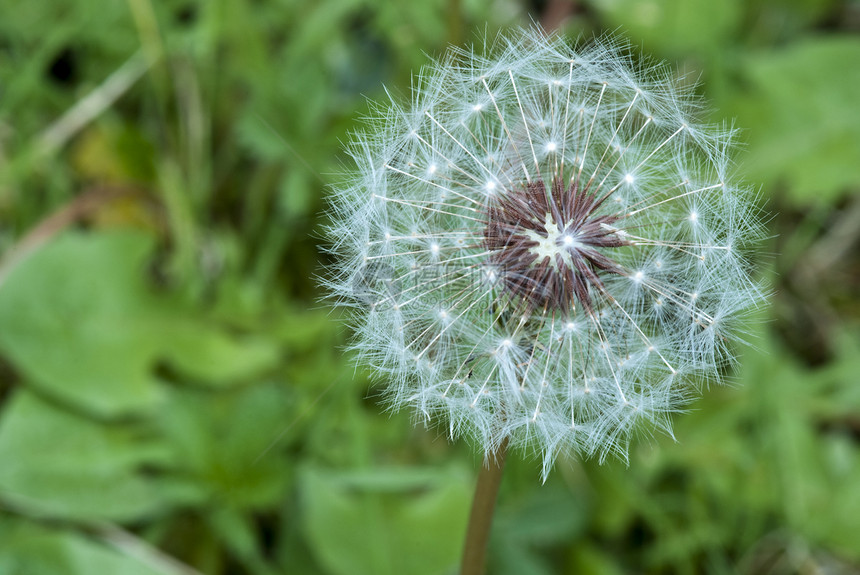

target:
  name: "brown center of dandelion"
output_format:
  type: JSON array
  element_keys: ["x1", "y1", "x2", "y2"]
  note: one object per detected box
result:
[{"x1": 484, "y1": 178, "x2": 628, "y2": 314}]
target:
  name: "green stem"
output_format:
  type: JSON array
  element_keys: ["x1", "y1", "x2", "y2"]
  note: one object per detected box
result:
[{"x1": 460, "y1": 438, "x2": 509, "y2": 575}]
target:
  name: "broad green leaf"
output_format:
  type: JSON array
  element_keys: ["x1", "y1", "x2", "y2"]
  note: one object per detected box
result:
[
  {"x1": 0, "y1": 230, "x2": 281, "y2": 415},
  {"x1": 725, "y1": 37, "x2": 860, "y2": 204},
  {"x1": 585, "y1": 0, "x2": 741, "y2": 56},
  {"x1": 0, "y1": 231, "x2": 165, "y2": 415},
  {"x1": 300, "y1": 466, "x2": 472, "y2": 575},
  {"x1": 0, "y1": 390, "x2": 169, "y2": 522},
  {"x1": 0, "y1": 518, "x2": 165, "y2": 575},
  {"x1": 158, "y1": 322, "x2": 279, "y2": 387}
]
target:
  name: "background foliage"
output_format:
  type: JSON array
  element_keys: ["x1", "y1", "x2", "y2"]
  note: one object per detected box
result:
[{"x1": 0, "y1": 0, "x2": 858, "y2": 573}]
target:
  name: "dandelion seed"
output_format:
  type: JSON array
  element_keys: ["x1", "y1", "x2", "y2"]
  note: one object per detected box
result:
[{"x1": 325, "y1": 28, "x2": 767, "y2": 481}]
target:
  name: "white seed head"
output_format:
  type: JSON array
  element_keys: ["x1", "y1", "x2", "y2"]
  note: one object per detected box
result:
[{"x1": 325, "y1": 28, "x2": 767, "y2": 480}]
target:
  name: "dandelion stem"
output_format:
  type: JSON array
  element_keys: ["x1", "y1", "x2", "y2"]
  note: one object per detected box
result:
[{"x1": 460, "y1": 437, "x2": 509, "y2": 575}]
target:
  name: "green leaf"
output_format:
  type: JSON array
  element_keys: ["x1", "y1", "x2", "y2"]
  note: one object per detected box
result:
[
  {"x1": 0, "y1": 230, "x2": 282, "y2": 415},
  {"x1": 0, "y1": 518, "x2": 165, "y2": 575},
  {"x1": 585, "y1": 0, "x2": 741, "y2": 56},
  {"x1": 279, "y1": 169, "x2": 313, "y2": 221},
  {"x1": 300, "y1": 466, "x2": 472, "y2": 575},
  {"x1": 207, "y1": 507, "x2": 277, "y2": 575},
  {"x1": 566, "y1": 544, "x2": 627, "y2": 575},
  {"x1": 236, "y1": 112, "x2": 291, "y2": 163},
  {"x1": 744, "y1": 0, "x2": 841, "y2": 40},
  {"x1": 0, "y1": 390, "x2": 169, "y2": 522},
  {"x1": 662, "y1": 325, "x2": 860, "y2": 561},
  {"x1": 726, "y1": 37, "x2": 860, "y2": 204},
  {"x1": 0, "y1": 231, "x2": 166, "y2": 415},
  {"x1": 493, "y1": 485, "x2": 588, "y2": 545},
  {"x1": 488, "y1": 481, "x2": 588, "y2": 575},
  {"x1": 159, "y1": 322, "x2": 279, "y2": 387},
  {"x1": 158, "y1": 384, "x2": 294, "y2": 511}
]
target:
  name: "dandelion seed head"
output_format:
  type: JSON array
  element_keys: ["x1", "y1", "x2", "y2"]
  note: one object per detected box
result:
[{"x1": 325, "y1": 28, "x2": 767, "y2": 480}]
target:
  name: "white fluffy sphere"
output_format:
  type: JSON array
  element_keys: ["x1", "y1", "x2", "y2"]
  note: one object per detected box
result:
[{"x1": 325, "y1": 28, "x2": 767, "y2": 479}]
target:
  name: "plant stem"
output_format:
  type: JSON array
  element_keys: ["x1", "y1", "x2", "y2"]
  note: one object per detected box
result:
[{"x1": 460, "y1": 438, "x2": 509, "y2": 575}]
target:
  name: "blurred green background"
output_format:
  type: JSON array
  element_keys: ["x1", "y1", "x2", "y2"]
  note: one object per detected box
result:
[{"x1": 0, "y1": 0, "x2": 859, "y2": 573}]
